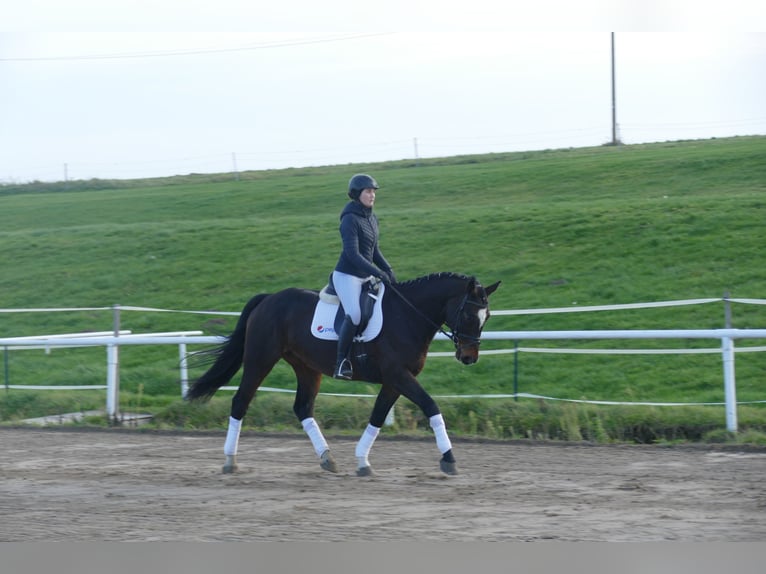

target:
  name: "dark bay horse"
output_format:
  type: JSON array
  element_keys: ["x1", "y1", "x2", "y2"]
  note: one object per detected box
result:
[{"x1": 186, "y1": 272, "x2": 500, "y2": 476}]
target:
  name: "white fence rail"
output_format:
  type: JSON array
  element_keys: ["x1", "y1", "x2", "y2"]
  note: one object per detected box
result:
[
  {"x1": 3, "y1": 329, "x2": 766, "y2": 432},
  {"x1": 2, "y1": 298, "x2": 766, "y2": 432}
]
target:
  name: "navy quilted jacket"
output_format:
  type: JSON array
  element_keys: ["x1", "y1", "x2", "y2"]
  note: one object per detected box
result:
[{"x1": 334, "y1": 200, "x2": 393, "y2": 279}]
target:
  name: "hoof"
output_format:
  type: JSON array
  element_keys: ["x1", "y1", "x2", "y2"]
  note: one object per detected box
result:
[
  {"x1": 320, "y1": 450, "x2": 338, "y2": 473},
  {"x1": 439, "y1": 459, "x2": 458, "y2": 476},
  {"x1": 222, "y1": 455, "x2": 239, "y2": 474},
  {"x1": 356, "y1": 466, "x2": 374, "y2": 477}
]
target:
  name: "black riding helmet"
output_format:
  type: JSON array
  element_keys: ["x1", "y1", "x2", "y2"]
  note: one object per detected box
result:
[{"x1": 348, "y1": 173, "x2": 379, "y2": 200}]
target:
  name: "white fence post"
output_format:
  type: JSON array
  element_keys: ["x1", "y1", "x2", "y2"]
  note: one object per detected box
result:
[
  {"x1": 179, "y1": 343, "x2": 189, "y2": 398},
  {"x1": 721, "y1": 336, "x2": 738, "y2": 432},
  {"x1": 106, "y1": 344, "x2": 119, "y2": 419},
  {"x1": 106, "y1": 304, "x2": 121, "y2": 421}
]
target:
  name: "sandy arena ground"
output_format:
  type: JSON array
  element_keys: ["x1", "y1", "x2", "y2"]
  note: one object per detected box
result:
[{"x1": 1, "y1": 427, "x2": 765, "y2": 542}]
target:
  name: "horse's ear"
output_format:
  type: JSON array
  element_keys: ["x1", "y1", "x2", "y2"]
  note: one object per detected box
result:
[{"x1": 485, "y1": 281, "x2": 501, "y2": 297}]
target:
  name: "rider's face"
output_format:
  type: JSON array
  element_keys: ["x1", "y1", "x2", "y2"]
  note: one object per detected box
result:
[{"x1": 359, "y1": 188, "x2": 376, "y2": 208}]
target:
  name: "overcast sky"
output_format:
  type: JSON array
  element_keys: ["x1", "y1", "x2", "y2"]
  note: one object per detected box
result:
[{"x1": 2, "y1": 1, "x2": 765, "y2": 182}]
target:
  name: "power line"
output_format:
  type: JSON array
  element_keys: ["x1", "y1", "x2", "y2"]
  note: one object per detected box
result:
[{"x1": 0, "y1": 32, "x2": 394, "y2": 62}]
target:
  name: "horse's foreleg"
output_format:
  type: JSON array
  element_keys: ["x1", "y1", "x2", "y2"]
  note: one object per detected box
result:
[
  {"x1": 355, "y1": 424, "x2": 381, "y2": 476},
  {"x1": 355, "y1": 386, "x2": 400, "y2": 476},
  {"x1": 429, "y1": 413, "x2": 457, "y2": 475},
  {"x1": 391, "y1": 373, "x2": 458, "y2": 475}
]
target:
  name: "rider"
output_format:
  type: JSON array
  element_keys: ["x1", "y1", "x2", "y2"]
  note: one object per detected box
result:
[{"x1": 332, "y1": 173, "x2": 396, "y2": 380}]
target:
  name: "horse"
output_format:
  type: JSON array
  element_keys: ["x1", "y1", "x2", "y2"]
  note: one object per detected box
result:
[{"x1": 186, "y1": 272, "x2": 500, "y2": 476}]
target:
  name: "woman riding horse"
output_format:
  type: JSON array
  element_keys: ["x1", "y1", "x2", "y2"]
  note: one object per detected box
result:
[
  {"x1": 332, "y1": 173, "x2": 396, "y2": 380},
  {"x1": 185, "y1": 174, "x2": 500, "y2": 476}
]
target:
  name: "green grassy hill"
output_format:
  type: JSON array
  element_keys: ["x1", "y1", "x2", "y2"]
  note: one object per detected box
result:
[{"x1": 2, "y1": 136, "x2": 765, "y2": 441}]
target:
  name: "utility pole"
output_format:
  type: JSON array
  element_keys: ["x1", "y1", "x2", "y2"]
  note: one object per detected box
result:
[
  {"x1": 611, "y1": 32, "x2": 619, "y2": 145},
  {"x1": 231, "y1": 152, "x2": 240, "y2": 181}
]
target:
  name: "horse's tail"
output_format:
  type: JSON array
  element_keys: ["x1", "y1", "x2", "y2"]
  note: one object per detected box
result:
[{"x1": 185, "y1": 294, "x2": 270, "y2": 402}]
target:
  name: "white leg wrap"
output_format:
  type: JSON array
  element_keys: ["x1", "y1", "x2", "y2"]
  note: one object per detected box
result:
[
  {"x1": 429, "y1": 413, "x2": 453, "y2": 454},
  {"x1": 355, "y1": 424, "x2": 381, "y2": 468},
  {"x1": 224, "y1": 416, "x2": 242, "y2": 456},
  {"x1": 301, "y1": 417, "x2": 329, "y2": 457}
]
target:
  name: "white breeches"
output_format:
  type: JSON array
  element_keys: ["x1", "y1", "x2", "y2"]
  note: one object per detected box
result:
[{"x1": 332, "y1": 271, "x2": 366, "y2": 325}]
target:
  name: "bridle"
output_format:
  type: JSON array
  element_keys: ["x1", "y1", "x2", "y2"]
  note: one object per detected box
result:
[
  {"x1": 385, "y1": 282, "x2": 486, "y2": 350},
  {"x1": 449, "y1": 293, "x2": 486, "y2": 347}
]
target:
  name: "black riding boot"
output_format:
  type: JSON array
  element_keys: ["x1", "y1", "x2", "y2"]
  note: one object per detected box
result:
[{"x1": 333, "y1": 315, "x2": 356, "y2": 380}]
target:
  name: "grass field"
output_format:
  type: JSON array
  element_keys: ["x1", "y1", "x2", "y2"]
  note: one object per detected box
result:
[{"x1": 2, "y1": 135, "x2": 765, "y2": 442}]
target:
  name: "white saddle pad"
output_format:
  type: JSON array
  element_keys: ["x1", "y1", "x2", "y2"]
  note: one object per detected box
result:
[{"x1": 310, "y1": 284, "x2": 385, "y2": 342}]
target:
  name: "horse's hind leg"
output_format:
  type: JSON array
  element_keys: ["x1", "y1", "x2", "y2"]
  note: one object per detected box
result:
[
  {"x1": 222, "y1": 355, "x2": 279, "y2": 473},
  {"x1": 223, "y1": 417, "x2": 242, "y2": 473},
  {"x1": 289, "y1": 360, "x2": 337, "y2": 473}
]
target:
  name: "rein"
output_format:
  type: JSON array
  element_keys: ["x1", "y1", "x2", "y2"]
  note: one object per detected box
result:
[{"x1": 384, "y1": 282, "x2": 483, "y2": 348}]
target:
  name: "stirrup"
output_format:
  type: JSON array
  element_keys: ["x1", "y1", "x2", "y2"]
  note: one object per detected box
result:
[{"x1": 333, "y1": 358, "x2": 353, "y2": 380}]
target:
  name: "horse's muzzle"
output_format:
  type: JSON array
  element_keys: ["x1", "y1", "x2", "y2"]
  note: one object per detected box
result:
[{"x1": 456, "y1": 347, "x2": 479, "y2": 365}]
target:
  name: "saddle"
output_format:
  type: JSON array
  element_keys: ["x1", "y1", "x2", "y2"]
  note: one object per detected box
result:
[{"x1": 311, "y1": 275, "x2": 385, "y2": 341}]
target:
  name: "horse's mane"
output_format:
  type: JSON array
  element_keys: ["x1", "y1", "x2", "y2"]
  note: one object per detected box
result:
[{"x1": 396, "y1": 272, "x2": 472, "y2": 288}]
